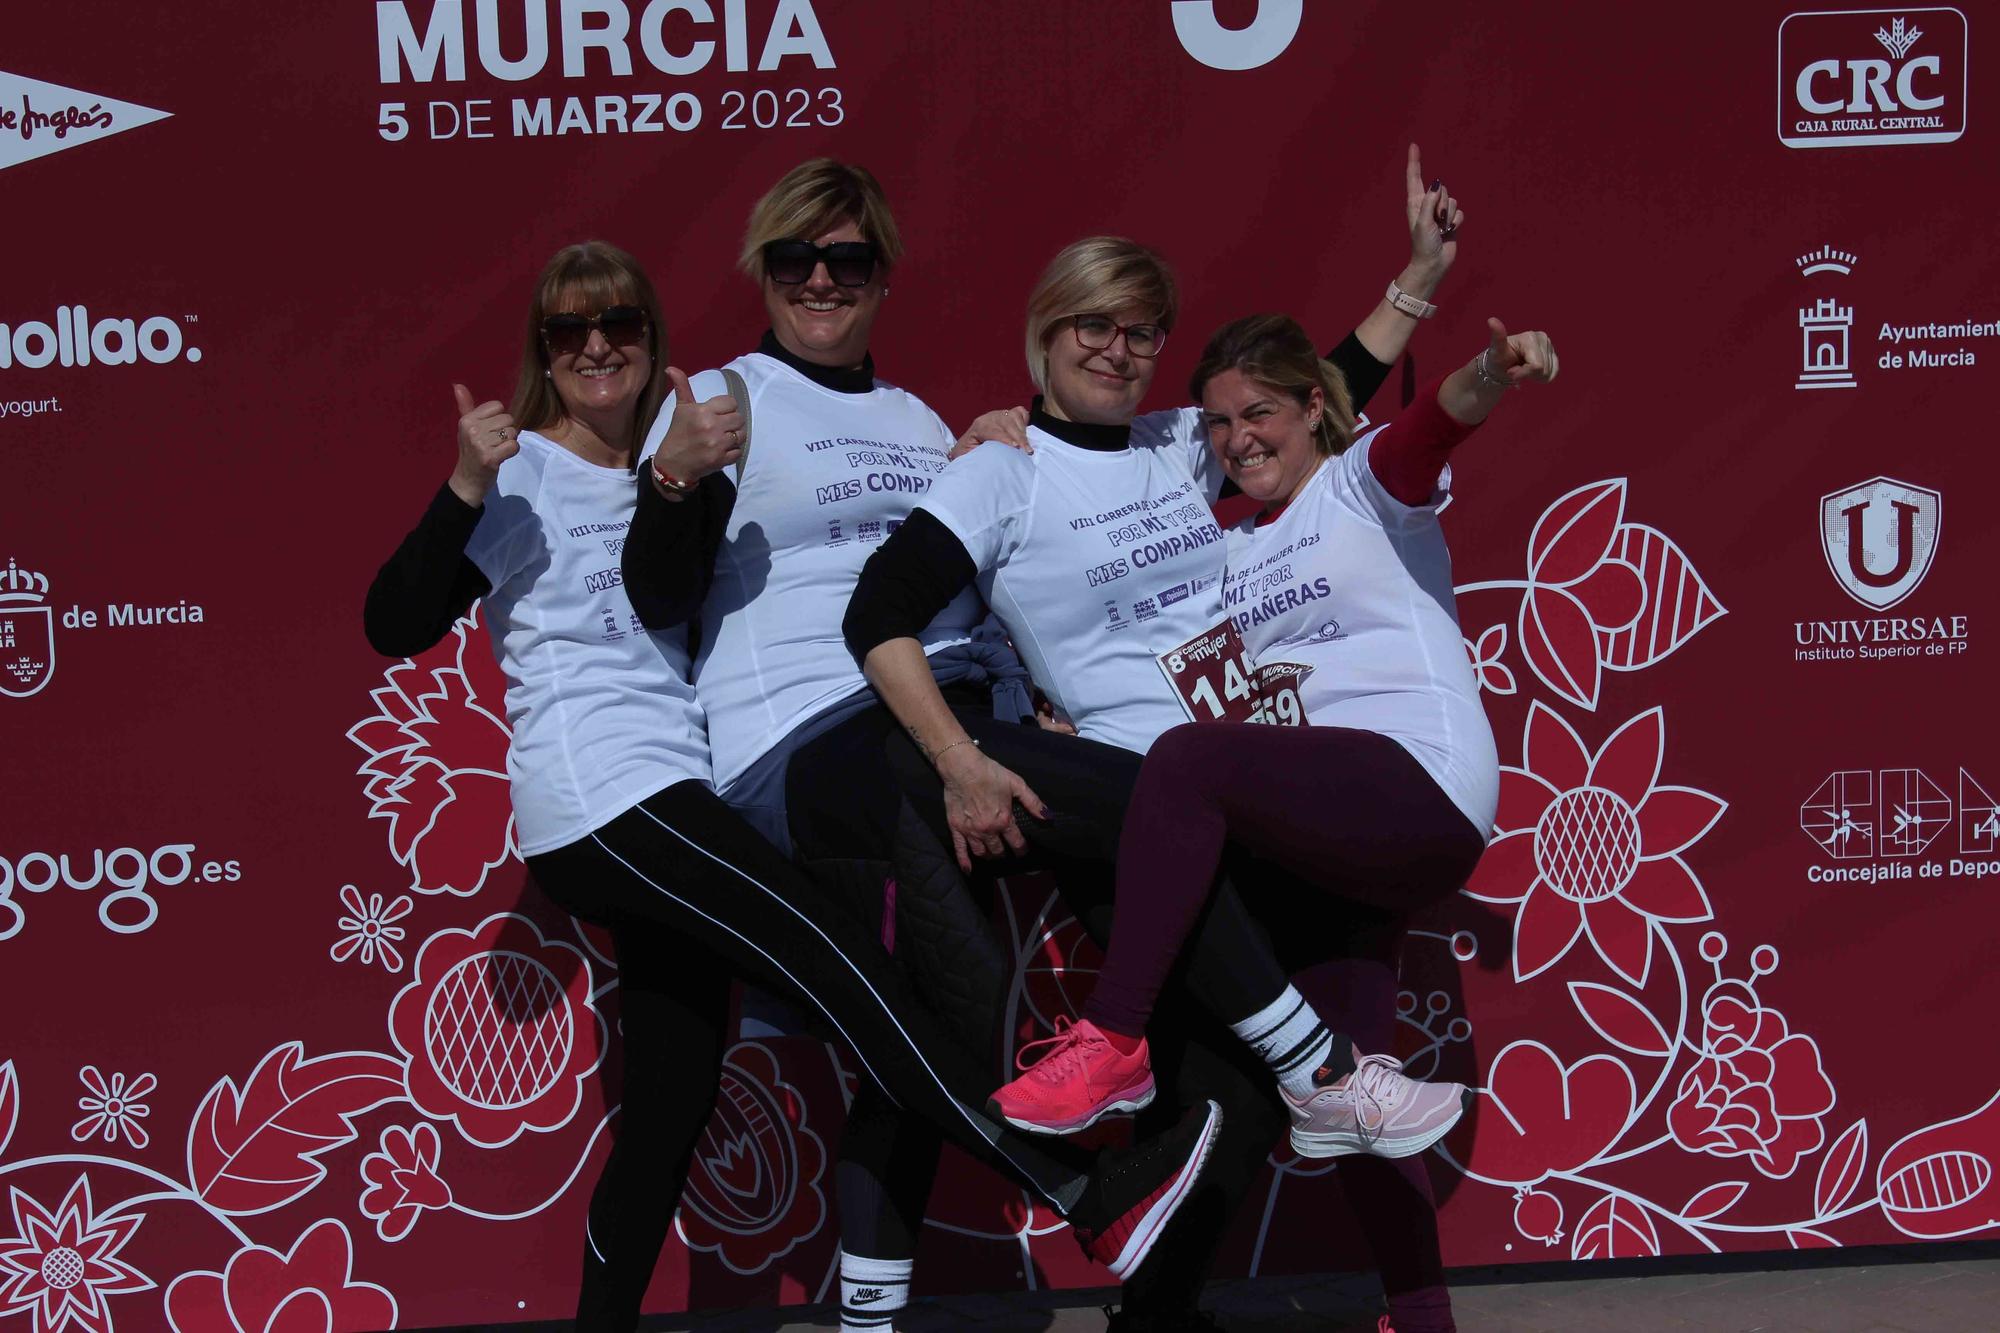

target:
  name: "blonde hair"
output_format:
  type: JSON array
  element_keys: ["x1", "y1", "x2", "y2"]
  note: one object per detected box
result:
[
  {"x1": 738, "y1": 158, "x2": 904, "y2": 281},
  {"x1": 508, "y1": 241, "x2": 668, "y2": 451},
  {"x1": 1188, "y1": 313, "x2": 1356, "y2": 456},
  {"x1": 1023, "y1": 237, "x2": 1179, "y2": 390}
]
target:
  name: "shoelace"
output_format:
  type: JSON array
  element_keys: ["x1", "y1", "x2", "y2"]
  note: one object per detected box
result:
[
  {"x1": 1014, "y1": 1016, "x2": 1104, "y2": 1084},
  {"x1": 1346, "y1": 1053, "x2": 1410, "y2": 1142}
]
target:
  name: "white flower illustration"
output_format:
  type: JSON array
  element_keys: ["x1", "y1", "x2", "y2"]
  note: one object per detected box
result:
[
  {"x1": 70, "y1": 1067, "x2": 155, "y2": 1149},
  {"x1": 331, "y1": 884, "x2": 414, "y2": 972}
]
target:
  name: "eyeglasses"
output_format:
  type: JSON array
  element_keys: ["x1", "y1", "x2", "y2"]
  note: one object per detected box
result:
[
  {"x1": 540, "y1": 305, "x2": 649, "y2": 357},
  {"x1": 762, "y1": 239, "x2": 880, "y2": 288},
  {"x1": 1072, "y1": 313, "x2": 1167, "y2": 359}
]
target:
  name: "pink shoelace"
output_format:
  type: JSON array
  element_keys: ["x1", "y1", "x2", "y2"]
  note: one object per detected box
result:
[
  {"x1": 1345, "y1": 1052, "x2": 1411, "y2": 1139},
  {"x1": 1013, "y1": 1016, "x2": 1107, "y2": 1084}
]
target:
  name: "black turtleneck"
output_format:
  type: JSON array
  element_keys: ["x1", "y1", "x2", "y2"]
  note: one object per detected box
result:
[
  {"x1": 758, "y1": 329, "x2": 875, "y2": 394},
  {"x1": 1028, "y1": 397, "x2": 1130, "y2": 451}
]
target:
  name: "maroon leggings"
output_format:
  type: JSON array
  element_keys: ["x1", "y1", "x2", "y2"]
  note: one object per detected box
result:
[{"x1": 1085, "y1": 722, "x2": 1485, "y2": 1040}]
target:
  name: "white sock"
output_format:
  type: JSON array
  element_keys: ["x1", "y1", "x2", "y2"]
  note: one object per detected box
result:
[
  {"x1": 839, "y1": 1250, "x2": 912, "y2": 1331},
  {"x1": 1229, "y1": 985, "x2": 1336, "y2": 1100}
]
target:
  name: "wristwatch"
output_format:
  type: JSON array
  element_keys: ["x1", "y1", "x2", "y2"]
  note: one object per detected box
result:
[{"x1": 1386, "y1": 281, "x2": 1437, "y2": 320}]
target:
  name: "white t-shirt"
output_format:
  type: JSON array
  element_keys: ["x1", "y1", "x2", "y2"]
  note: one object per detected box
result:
[
  {"x1": 1220, "y1": 426, "x2": 1498, "y2": 834},
  {"x1": 921, "y1": 411, "x2": 1229, "y2": 756},
  {"x1": 465, "y1": 431, "x2": 710, "y2": 856},
  {"x1": 641, "y1": 353, "x2": 985, "y2": 791}
]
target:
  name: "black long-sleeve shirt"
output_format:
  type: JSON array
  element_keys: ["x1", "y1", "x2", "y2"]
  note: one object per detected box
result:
[{"x1": 363, "y1": 482, "x2": 491, "y2": 658}]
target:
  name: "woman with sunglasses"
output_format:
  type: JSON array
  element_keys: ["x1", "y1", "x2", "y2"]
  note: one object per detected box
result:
[
  {"x1": 843, "y1": 236, "x2": 1489, "y2": 1333},
  {"x1": 625, "y1": 153, "x2": 1464, "y2": 1333},
  {"x1": 364, "y1": 239, "x2": 1226, "y2": 1333}
]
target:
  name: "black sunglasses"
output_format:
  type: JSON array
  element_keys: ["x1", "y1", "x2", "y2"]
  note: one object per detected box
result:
[
  {"x1": 540, "y1": 305, "x2": 649, "y2": 357},
  {"x1": 762, "y1": 239, "x2": 880, "y2": 288}
]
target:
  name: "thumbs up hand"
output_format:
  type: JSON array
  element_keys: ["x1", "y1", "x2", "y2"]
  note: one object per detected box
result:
[
  {"x1": 1482, "y1": 318, "x2": 1558, "y2": 386},
  {"x1": 449, "y1": 383, "x2": 520, "y2": 506},
  {"x1": 647, "y1": 367, "x2": 744, "y2": 494}
]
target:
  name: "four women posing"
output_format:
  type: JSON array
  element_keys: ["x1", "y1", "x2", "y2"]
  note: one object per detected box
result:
[{"x1": 367, "y1": 152, "x2": 1555, "y2": 1333}]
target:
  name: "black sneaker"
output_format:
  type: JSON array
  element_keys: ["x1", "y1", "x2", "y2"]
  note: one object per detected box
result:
[{"x1": 1066, "y1": 1099, "x2": 1222, "y2": 1279}]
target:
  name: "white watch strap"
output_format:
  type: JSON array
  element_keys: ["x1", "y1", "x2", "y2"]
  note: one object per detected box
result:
[{"x1": 1386, "y1": 281, "x2": 1436, "y2": 320}]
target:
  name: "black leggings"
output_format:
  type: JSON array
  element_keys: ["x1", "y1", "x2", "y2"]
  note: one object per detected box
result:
[
  {"x1": 788, "y1": 705, "x2": 1292, "y2": 1317},
  {"x1": 530, "y1": 780, "x2": 1100, "y2": 1332}
]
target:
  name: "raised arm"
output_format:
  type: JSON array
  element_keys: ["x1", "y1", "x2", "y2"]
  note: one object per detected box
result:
[
  {"x1": 363, "y1": 384, "x2": 510, "y2": 657},
  {"x1": 621, "y1": 367, "x2": 743, "y2": 629},
  {"x1": 1326, "y1": 143, "x2": 1463, "y2": 416},
  {"x1": 1369, "y1": 319, "x2": 1558, "y2": 505},
  {"x1": 844, "y1": 511, "x2": 1048, "y2": 871}
]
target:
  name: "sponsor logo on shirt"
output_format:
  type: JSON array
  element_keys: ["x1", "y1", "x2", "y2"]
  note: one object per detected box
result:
[
  {"x1": 1778, "y1": 9, "x2": 1966, "y2": 149},
  {"x1": 1158, "y1": 581, "x2": 1191, "y2": 607},
  {"x1": 1104, "y1": 601, "x2": 1126, "y2": 632},
  {"x1": 1133, "y1": 596, "x2": 1158, "y2": 623}
]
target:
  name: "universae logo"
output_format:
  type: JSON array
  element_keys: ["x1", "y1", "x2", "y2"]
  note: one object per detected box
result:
[
  {"x1": 1819, "y1": 476, "x2": 1940, "y2": 610},
  {"x1": 1778, "y1": 8, "x2": 1968, "y2": 148}
]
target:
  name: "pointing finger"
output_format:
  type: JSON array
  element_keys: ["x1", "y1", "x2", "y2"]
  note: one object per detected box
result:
[{"x1": 665, "y1": 366, "x2": 693, "y2": 404}]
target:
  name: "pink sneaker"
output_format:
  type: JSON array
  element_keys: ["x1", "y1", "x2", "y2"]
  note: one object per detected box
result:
[
  {"x1": 1287, "y1": 1049, "x2": 1468, "y2": 1159},
  {"x1": 987, "y1": 1017, "x2": 1156, "y2": 1135}
]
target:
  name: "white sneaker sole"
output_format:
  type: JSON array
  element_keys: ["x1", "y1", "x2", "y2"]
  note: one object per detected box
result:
[{"x1": 989, "y1": 1082, "x2": 1157, "y2": 1136}]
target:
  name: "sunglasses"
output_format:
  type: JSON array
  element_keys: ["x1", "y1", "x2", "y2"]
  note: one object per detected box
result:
[
  {"x1": 540, "y1": 305, "x2": 649, "y2": 357},
  {"x1": 762, "y1": 239, "x2": 880, "y2": 288},
  {"x1": 1073, "y1": 313, "x2": 1167, "y2": 359}
]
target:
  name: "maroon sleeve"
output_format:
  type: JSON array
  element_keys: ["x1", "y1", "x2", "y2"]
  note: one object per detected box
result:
[{"x1": 1365, "y1": 378, "x2": 1479, "y2": 507}]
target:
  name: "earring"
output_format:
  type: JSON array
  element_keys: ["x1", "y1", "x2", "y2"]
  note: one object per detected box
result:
[
  {"x1": 544, "y1": 368, "x2": 552, "y2": 380},
  {"x1": 881, "y1": 285, "x2": 890, "y2": 297}
]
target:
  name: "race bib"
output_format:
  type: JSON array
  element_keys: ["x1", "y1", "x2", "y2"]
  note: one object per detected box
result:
[
  {"x1": 1250, "y1": 660, "x2": 1313, "y2": 727},
  {"x1": 1157, "y1": 622, "x2": 1312, "y2": 726}
]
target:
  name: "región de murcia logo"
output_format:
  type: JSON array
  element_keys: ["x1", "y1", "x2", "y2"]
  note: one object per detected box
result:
[{"x1": 0, "y1": 558, "x2": 54, "y2": 698}]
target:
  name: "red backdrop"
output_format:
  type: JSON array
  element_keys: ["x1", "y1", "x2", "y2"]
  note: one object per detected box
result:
[{"x1": 3, "y1": 3, "x2": 1996, "y2": 1328}]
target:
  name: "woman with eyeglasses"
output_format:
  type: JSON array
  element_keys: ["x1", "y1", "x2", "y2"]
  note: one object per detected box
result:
[
  {"x1": 626, "y1": 154, "x2": 1468, "y2": 1333},
  {"x1": 844, "y1": 235, "x2": 1500, "y2": 1333},
  {"x1": 363, "y1": 239, "x2": 1227, "y2": 1333}
]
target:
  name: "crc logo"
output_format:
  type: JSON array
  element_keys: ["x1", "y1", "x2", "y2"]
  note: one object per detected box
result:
[
  {"x1": 0, "y1": 71, "x2": 172, "y2": 173},
  {"x1": 1779, "y1": 9, "x2": 1967, "y2": 148},
  {"x1": 1172, "y1": 0, "x2": 1302, "y2": 70},
  {"x1": 0, "y1": 559, "x2": 53, "y2": 699},
  {"x1": 1819, "y1": 476, "x2": 1940, "y2": 610},
  {"x1": 1086, "y1": 557, "x2": 1130, "y2": 588}
]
